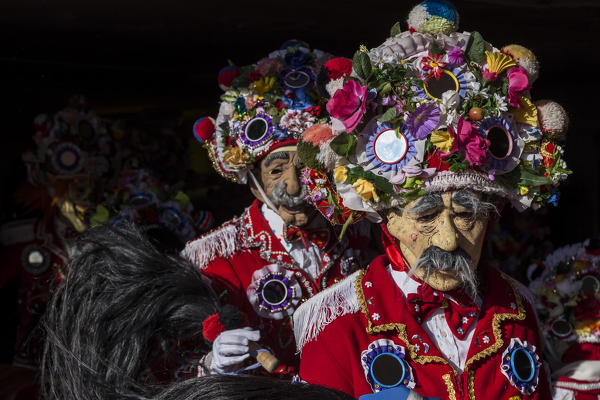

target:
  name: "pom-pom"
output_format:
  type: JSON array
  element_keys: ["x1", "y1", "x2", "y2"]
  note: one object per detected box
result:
[
  {"x1": 535, "y1": 100, "x2": 569, "y2": 141},
  {"x1": 202, "y1": 313, "x2": 225, "y2": 343},
  {"x1": 324, "y1": 57, "x2": 353, "y2": 80},
  {"x1": 193, "y1": 117, "x2": 216, "y2": 143},
  {"x1": 302, "y1": 124, "x2": 335, "y2": 146},
  {"x1": 217, "y1": 65, "x2": 241, "y2": 91},
  {"x1": 407, "y1": 0, "x2": 459, "y2": 36},
  {"x1": 218, "y1": 304, "x2": 245, "y2": 331},
  {"x1": 502, "y1": 44, "x2": 540, "y2": 83}
]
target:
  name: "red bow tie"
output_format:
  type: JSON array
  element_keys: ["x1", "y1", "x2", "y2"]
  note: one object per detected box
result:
[
  {"x1": 285, "y1": 226, "x2": 331, "y2": 250},
  {"x1": 406, "y1": 283, "x2": 479, "y2": 340}
]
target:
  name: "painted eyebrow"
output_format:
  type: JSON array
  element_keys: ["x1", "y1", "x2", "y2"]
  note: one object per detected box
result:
[
  {"x1": 451, "y1": 189, "x2": 478, "y2": 211},
  {"x1": 408, "y1": 193, "x2": 443, "y2": 216},
  {"x1": 264, "y1": 151, "x2": 290, "y2": 167}
]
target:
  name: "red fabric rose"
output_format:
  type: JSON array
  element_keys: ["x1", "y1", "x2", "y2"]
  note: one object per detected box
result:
[
  {"x1": 217, "y1": 66, "x2": 240, "y2": 90},
  {"x1": 326, "y1": 80, "x2": 367, "y2": 133},
  {"x1": 274, "y1": 99, "x2": 288, "y2": 111},
  {"x1": 324, "y1": 57, "x2": 353, "y2": 80},
  {"x1": 426, "y1": 150, "x2": 451, "y2": 171}
]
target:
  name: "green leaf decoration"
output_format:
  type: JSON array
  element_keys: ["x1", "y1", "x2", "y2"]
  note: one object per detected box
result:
[
  {"x1": 518, "y1": 167, "x2": 552, "y2": 187},
  {"x1": 428, "y1": 42, "x2": 444, "y2": 56},
  {"x1": 297, "y1": 139, "x2": 324, "y2": 171},
  {"x1": 347, "y1": 167, "x2": 394, "y2": 194},
  {"x1": 174, "y1": 191, "x2": 190, "y2": 209},
  {"x1": 378, "y1": 107, "x2": 397, "y2": 123},
  {"x1": 376, "y1": 80, "x2": 392, "y2": 97},
  {"x1": 329, "y1": 133, "x2": 357, "y2": 159},
  {"x1": 90, "y1": 204, "x2": 110, "y2": 227},
  {"x1": 390, "y1": 22, "x2": 402, "y2": 37},
  {"x1": 466, "y1": 31, "x2": 486, "y2": 63},
  {"x1": 353, "y1": 49, "x2": 372, "y2": 81}
]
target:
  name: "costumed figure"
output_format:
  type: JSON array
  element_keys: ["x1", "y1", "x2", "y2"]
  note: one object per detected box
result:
[
  {"x1": 41, "y1": 225, "x2": 356, "y2": 400},
  {"x1": 0, "y1": 96, "x2": 123, "y2": 377},
  {"x1": 528, "y1": 239, "x2": 600, "y2": 399},
  {"x1": 292, "y1": 2, "x2": 570, "y2": 399},
  {"x1": 182, "y1": 41, "x2": 377, "y2": 377}
]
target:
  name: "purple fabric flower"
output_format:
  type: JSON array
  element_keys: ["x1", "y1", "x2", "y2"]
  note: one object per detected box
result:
[
  {"x1": 447, "y1": 46, "x2": 464, "y2": 65},
  {"x1": 406, "y1": 103, "x2": 440, "y2": 140}
]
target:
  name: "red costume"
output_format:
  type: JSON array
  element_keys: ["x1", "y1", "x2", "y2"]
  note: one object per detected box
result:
[
  {"x1": 182, "y1": 199, "x2": 371, "y2": 375},
  {"x1": 295, "y1": 255, "x2": 552, "y2": 399}
]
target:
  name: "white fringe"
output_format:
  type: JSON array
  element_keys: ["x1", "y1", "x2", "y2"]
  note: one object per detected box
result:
[
  {"x1": 181, "y1": 224, "x2": 240, "y2": 269},
  {"x1": 293, "y1": 271, "x2": 360, "y2": 353}
]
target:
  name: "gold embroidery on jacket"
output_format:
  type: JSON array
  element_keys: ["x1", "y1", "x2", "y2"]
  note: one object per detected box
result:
[{"x1": 442, "y1": 373, "x2": 457, "y2": 400}]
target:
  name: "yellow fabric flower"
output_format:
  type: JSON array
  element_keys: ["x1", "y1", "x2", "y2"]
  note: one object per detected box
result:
[
  {"x1": 352, "y1": 178, "x2": 379, "y2": 202},
  {"x1": 223, "y1": 147, "x2": 250, "y2": 169},
  {"x1": 334, "y1": 165, "x2": 348, "y2": 183},
  {"x1": 430, "y1": 129, "x2": 454, "y2": 153},
  {"x1": 519, "y1": 186, "x2": 529, "y2": 195},
  {"x1": 252, "y1": 76, "x2": 276, "y2": 97},
  {"x1": 485, "y1": 51, "x2": 516, "y2": 75},
  {"x1": 512, "y1": 96, "x2": 539, "y2": 127}
]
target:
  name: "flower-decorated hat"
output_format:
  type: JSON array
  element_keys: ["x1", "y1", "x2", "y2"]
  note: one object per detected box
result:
[
  {"x1": 192, "y1": 40, "x2": 353, "y2": 183},
  {"x1": 298, "y1": 0, "x2": 570, "y2": 223},
  {"x1": 528, "y1": 239, "x2": 600, "y2": 365}
]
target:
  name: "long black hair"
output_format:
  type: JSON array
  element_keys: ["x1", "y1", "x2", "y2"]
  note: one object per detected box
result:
[{"x1": 41, "y1": 224, "x2": 218, "y2": 399}]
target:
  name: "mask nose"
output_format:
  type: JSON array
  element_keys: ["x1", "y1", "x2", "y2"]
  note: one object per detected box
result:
[
  {"x1": 282, "y1": 165, "x2": 301, "y2": 196},
  {"x1": 430, "y1": 211, "x2": 458, "y2": 252}
]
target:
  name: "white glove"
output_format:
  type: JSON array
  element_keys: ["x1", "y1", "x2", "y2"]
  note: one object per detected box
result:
[{"x1": 210, "y1": 327, "x2": 260, "y2": 374}]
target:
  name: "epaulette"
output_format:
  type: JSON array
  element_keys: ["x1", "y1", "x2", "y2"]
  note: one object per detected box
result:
[
  {"x1": 181, "y1": 217, "x2": 243, "y2": 269},
  {"x1": 293, "y1": 270, "x2": 361, "y2": 353}
]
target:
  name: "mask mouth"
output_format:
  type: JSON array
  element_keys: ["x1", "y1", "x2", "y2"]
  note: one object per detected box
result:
[{"x1": 412, "y1": 246, "x2": 478, "y2": 298}]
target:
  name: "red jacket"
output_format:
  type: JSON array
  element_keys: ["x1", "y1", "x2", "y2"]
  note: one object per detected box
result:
[
  {"x1": 295, "y1": 255, "x2": 552, "y2": 399},
  {"x1": 183, "y1": 200, "x2": 371, "y2": 373}
]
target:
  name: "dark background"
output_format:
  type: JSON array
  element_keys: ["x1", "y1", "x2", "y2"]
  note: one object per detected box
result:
[{"x1": 0, "y1": 0, "x2": 598, "y2": 374}]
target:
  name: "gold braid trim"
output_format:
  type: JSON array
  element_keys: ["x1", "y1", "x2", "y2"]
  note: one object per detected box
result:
[
  {"x1": 204, "y1": 142, "x2": 240, "y2": 183},
  {"x1": 464, "y1": 275, "x2": 526, "y2": 371},
  {"x1": 468, "y1": 370, "x2": 475, "y2": 400},
  {"x1": 442, "y1": 374, "x2": 457, "y2": 400},
  {"x1": 354, "y1": 270, "x2": 449, "y2": 366}
]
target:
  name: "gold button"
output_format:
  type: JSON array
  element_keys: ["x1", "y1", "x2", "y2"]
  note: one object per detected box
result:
[{"x1": 441, "y1": 331, "x2": 447, "y2": 338}]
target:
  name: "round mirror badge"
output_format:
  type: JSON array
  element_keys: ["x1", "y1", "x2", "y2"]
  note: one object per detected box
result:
[
  {"x1": 500, "y1": 338, "x2": 541, "y2": 395},
  {"x1": 246, "y1": 264, "x2": 302, "y2": 320},
  {"x1": 21, "y1": 245, "x2": 51, "y2": 275},
  {"x1": 361, "y1": 339, "x2": 415, "y2": 392},
  {"x1": 373, "y1": 129, "x2": 409, "y2": 165},
  {"x1": 238, "y1": 113, "x2": 275, "y2": 152}
]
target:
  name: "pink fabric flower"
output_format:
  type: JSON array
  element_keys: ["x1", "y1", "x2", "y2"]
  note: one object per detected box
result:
[
  {"x1": 507, "y1": 66, "x2": 530, "y2": 107},
  {"x1": 482, "y1": 68, "x2": 498, "y2": 81},
  {"x1": 255, "y1": 57, "x2": 284, "y2": 76},
  {"x1": 447, "y1": 46, "x2": 464, "y2": 65},
  {"x1": 326, "y1": 80, "x2": 368, "y2": 133},
  {"x1": 450, "y1": 117, "x2": 490, "y2": 166}
]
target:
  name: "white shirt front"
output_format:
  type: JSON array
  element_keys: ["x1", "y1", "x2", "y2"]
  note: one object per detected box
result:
[
  {"x1": 261, "y1": 204, "x2": 324, "y2": 280},
  {"x1": 389, "y1": 267, "x2": 481, "y2": 373}
]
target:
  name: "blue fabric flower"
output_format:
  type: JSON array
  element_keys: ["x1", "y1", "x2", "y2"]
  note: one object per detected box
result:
[{"x1": 284, "y1": 49, "x2": 313, "y2": 69}]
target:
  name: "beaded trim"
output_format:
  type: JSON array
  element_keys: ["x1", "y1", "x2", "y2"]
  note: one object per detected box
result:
[
  {"x1": 442, "y1": 373, "x2": 457, "y2": 400},
  {"x1": 463, "y1": 274, "x2": 526, "y2": 371},
  {"x1": 354, "y1": 270, "x2": 449, "y2": 366}
]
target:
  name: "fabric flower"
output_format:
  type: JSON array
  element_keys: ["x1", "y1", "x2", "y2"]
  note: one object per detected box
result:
[
  {"x1": 430, "y1": 129, "x2": 455, "y2": 153},
  {"x1": 326, "y1": 80, "x2": 368, "y2": 133},
  {"x1": 223, "y1": 146, "x2": 250, "y2": 169},
  {"x1": 447, "y1": 46, "x2": 464, "y2": 65},
  {"x1": 324, "y1": 57, "x2": 353, "y2": 80},
  {"x1": 507, "y1": 66, "x2": 530, "y2": 107},
  {"x1": 217, "y1": 66, "x2": 241, "y2": 91},
  {"x1": 421, "y1": 52, "x2": 448, "y2": 80},
  {"x1": 352, "y1": 178, "x2": 379, "y2": 202},
  {"x1": 284, "y1": 49, "x2": 313, "y2": 68},
  {"x1": 252, "y1": 76, "x2": 276, "y2": 97},
  {"x1": 302, "y1": 124, "x2": 334, "y2": 146},
  {"x1": 334, "y1": 165, "x2": 348, "y2": 183},
  {"x1": 255, "y1": 57, "x2": 285, "y2": 76},
  {"x1": 406, "y1": 103, "x2": 440, "y2": 139},
  {"x1": 449, "y1": 117, "x2": 490, "y2": 166},
  {"x1": 484, "y1": 51, "x2": 516, "y2": 81}
]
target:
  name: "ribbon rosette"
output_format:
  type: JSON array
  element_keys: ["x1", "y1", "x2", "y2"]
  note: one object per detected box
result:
[{"x1": 246, "y1": 264, "x2": 303, "y2": 320}]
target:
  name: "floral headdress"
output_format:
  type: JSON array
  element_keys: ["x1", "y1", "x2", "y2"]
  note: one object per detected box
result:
[
  {"x1": 298, "y1": 0, "x2": 570, "y2": 224},
  {"x1": 528, "y1": 239, "x2": 600, "y2": 365},
  {"x1": 192, "y1": 40, "x2": 353, "y2": 183},
  {"x1": 90, "y1": 169, "x2": 213, "y2": 242}
]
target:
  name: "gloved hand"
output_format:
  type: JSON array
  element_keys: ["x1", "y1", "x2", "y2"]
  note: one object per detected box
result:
[{"x1": 210, "y1": 327, "x2": 260, "y2": 374}]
